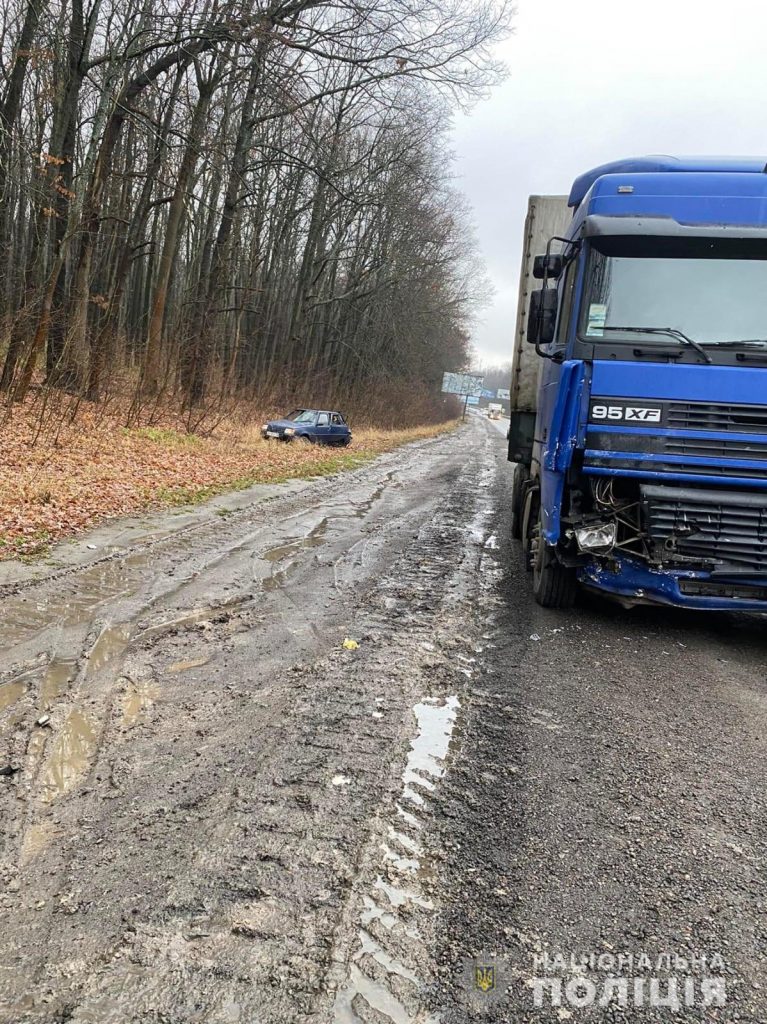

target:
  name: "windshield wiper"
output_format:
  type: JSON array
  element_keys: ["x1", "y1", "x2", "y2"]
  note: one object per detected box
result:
[
  {"x1": 707, "y1": 339, "x2": 767, "y2": 348},
  {"x1": 598, "y1": 326, "x2": 712, "y2": 364}
]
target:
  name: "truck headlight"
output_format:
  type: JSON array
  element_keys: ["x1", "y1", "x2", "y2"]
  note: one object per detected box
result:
[
  {"x1": 575, "y1": 522, "x2": 616, "y2": 554},
  {"x1": 284, "y1": 427, "x2": 295, "y2": 436}
]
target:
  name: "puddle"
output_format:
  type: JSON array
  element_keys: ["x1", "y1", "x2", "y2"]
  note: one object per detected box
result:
[
  {"x1": 262, "y1": 568, "x2": 291, "y2": 593},
  {"x1": 137, "y1": 606, "x2": 219, "y2": 639},
  {"x1": 0, "y1": 476, "x2": 390, "y2": 666},
  {"x1": 381, "y1": 842, "x2": 420, "y2": 874},
  {"x1": 352, "y1": 475, "x2": 392, "y2": 518},
  {"x1": 27, "y1": 725, "x2": 49, "y2": 767},
  {"x1": 401, "y1": 697, "x2": 459, "y2": 805},
  {"x1": 395, "y1": 804, "x2": 421, "y2": 830},
  {"x1": 359, "y1": 930, "x2": 420, "y2": 984},
  {"x1": 260, "y1": 521, "x2": 328, "y2": 591},
  {"x1": 39, "y1": 710, "x2": 99, "y2": 802},
  {"x1": 333, "y1": 695, "x2": 459, "y2": 1023},
  {"x1": 0, "y1": 678, "x2": 27, "y2": 714},
  {"x1": 262, "y1": 520, "x2": 328, "y2": 563},
  {"x1": 40, "y1": 657, "x2": 77, "y2": 707},
  {"x1": 0, "y1": 550, "x2": 151, "y2": 653},
  {"x1": 168, "y1": 656, "x2": 210, "y2": 674},
  {"x1": 122, "y1": 681, "x2": 160, "y2": 726},
  {"x1": 88, "y1": 624, "x2": 131, "y2": 676},
  {"x1": 334, "y1": 928, "x2": 425, "y2": 1023},
  {"x1": 360, "y1": 896, "x2": 400, "y2": 931},
  {"x1": 373, "y1": 876, "x2": 433, "y2": 911},
  {"x1": 333, "y1": 963, "x2": 412, "y2": 1024},
  {"x1": 310, "y1": 475, "x2": 393, "y2": 528},
  {"x1": 388, "y1": 827, "x2": 422, "y2": 857}
]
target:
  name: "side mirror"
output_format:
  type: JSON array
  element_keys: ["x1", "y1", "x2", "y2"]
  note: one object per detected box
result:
[
  {"x1": 533, "y1": 253, "x2": 564, "y2": 280},
  {"x1": 527, "y1": 288, "x2": 558, "y2": 346}
]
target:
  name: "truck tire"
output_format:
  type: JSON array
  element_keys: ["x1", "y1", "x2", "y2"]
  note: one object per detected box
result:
[
  {"x1": 510, "y1": 463, "x2": 528, "y2": 540},
  {"x1": 533, "y1": 535, "x2": 578, "y2": 609},
  {"x1": 523, "y1": 487, "x2": 578, "y2": 608}
]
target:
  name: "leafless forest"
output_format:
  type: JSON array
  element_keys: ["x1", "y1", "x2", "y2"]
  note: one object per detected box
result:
[{"x1": 0, "y1": 0, "x2": 510, "y2": 428}]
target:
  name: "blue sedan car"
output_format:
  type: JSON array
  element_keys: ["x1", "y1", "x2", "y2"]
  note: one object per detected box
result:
[{"x1": 261, "y1": 409, "x2": 352, "y2": 447}]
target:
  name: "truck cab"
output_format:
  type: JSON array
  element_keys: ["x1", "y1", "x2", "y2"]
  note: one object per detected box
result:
[{"x1": 510, "y1": 156, "x2": 767, "y2": 611}]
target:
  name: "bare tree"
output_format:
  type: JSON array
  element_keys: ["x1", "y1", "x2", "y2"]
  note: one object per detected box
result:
[{"x1": 0, "y1": 0, "x2": 511, "y2": 423}]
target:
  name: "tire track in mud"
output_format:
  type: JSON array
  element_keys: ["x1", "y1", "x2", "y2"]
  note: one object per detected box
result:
[
  {"x1": 0, "y1": 436, "x2": 454, "y2": 805},
  {"x1": 324, "y1": 434, "x2": 506, "y2": 1024},
  {"x1": 0, "y1": 420, "x2": 508, "y2": 1024},
  {"x1": 0, "y1": 441, "x2": 434, "y2": 674}
]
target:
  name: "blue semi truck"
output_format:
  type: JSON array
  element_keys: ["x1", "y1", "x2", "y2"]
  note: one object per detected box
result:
[{"x1": 508, "y1": 156, "x2": 767, "y2": 611}]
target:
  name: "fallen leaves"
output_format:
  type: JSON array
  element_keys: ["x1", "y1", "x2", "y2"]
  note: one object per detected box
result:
[{"x1": 0, "y1": 397, "x2": 456, "y2": 559}]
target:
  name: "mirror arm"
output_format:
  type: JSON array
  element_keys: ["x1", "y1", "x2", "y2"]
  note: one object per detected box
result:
[{"x1": 534, "y1": 341, "x2": 559, "y2": 362}]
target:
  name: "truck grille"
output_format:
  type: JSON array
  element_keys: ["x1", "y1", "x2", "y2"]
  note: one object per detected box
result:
[
  {"x1": 667, "y1": 402, "x2": 767, "y2": 433},
  {"x1": 642, "y1": 485, "x2": 767, "y2": 571},
  {"x1": 663, "y1": 436, "x2": 767, "y2": 461}
]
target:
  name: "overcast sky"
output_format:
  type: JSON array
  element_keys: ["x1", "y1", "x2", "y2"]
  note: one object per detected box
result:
[{"x1": 453, "y1": 0, "x2": 767, "y2": 367}]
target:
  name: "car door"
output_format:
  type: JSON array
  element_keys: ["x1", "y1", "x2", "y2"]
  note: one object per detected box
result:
[
  {"x1": 330, "y1": 413, "x2": 346, "y2": 443},
  {"x1": 315, "y1": 412, "x2": 331, "y2": 442}
]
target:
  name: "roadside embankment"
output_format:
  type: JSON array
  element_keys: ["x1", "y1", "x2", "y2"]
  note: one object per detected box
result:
[{"x1": 0, "y1": 399, "x2": 457, "y2": 558}]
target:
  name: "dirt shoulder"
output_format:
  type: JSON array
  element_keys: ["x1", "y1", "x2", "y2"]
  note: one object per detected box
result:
[
  {"x1": 0, "y1": 395, "x2": 456, "y2": 559},
  {"x1": 0, "y1": 417, "x2": 496, "y2": 1024}
]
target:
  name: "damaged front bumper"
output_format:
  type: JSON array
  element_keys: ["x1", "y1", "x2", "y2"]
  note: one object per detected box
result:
[{"x1": 578, "y1": 554, "x2": 767, "y2": 611}]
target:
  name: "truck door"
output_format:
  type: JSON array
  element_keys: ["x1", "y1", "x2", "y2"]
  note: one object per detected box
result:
[{"x1": 535, "y1": 257, "x2": 580, "y2": 541}]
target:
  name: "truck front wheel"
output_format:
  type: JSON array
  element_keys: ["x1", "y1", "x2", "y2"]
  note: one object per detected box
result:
[
  {"x1": 523, "y1": 489, "x2": 578, "y2": 609},
  {"x1": 510, "y1": 463, "x2": 529, "y2": 540}
]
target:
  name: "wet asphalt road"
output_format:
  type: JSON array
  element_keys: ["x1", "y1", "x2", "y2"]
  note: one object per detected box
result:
[{"x1": 0, "y1": 418, "x2": 765, "y2": 1023}]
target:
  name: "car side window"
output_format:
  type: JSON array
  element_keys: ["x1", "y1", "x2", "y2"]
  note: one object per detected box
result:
[
  {"x1": 331, "y1": 414, "x2": 342, "y2": 425},
  {"x1": 317, "y1": 413, "x2": 329, "y2": 426}
]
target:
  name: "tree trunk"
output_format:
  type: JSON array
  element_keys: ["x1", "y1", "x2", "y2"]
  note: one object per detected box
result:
[{"x1": 143, "y1": 69, "x2": 214, "y2": 391}]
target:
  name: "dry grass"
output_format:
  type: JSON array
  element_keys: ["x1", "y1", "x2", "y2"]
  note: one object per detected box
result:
[{"x1": 0, "y1": 396, "x2": 457, "y2": 559}]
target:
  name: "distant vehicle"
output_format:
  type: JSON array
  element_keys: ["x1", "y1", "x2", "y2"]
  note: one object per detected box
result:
[
  {"x1": 487, "y1": 403, "x2": 503, "y2": 420},
  {"x1": 261, "y1": 409, "x2": 352, "y2": 447}
]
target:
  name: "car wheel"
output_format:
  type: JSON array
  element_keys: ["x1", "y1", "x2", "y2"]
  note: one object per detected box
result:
[{"x1": 298, "y1": 434, "x2": 314, "y2": 445}]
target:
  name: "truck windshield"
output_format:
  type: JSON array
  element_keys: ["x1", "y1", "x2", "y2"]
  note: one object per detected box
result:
[{"x1": 580, "y1": 246, "x2": 767, "y2": 346}]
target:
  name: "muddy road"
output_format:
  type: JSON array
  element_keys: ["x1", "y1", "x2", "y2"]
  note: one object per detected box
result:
[{"x1": 1, "y1": 418, "x2": 765, "y2": 1023}]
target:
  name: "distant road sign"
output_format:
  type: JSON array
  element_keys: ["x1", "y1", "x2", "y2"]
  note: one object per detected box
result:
[
  {"x1": 481, "y1": 389, "x2": 496, "y2": 399},
  {"x1": 441, "y1": 371, "x2": 484, "y2": 398},
  {"x1": 496, "y1": 388, "x2": 510, "y2": 400},
  {"x1": 466, "y1": 396, "x2": 480, "y2": 406}
]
